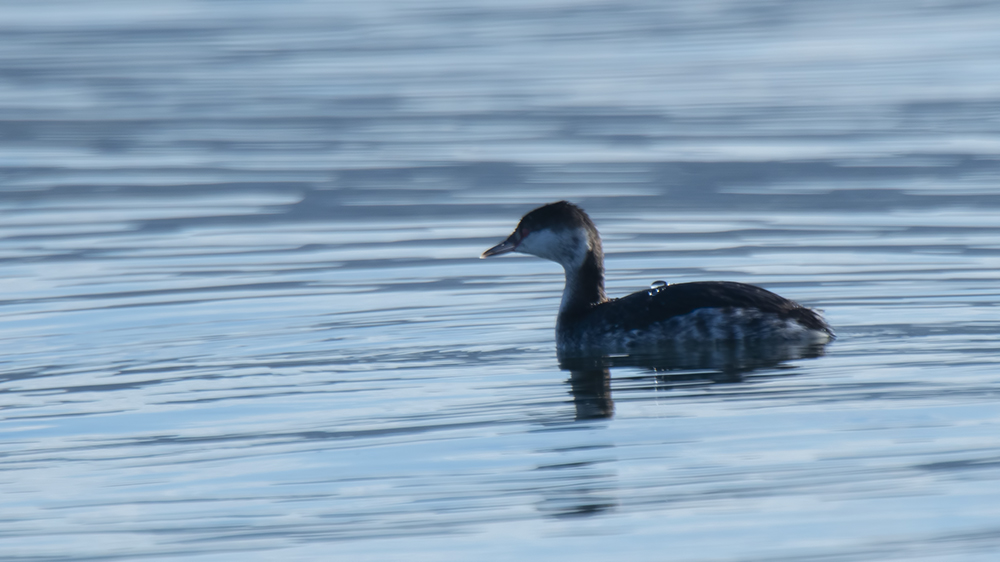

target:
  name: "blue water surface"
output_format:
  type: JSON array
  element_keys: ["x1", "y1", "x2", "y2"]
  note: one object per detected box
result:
[{"x1": 2, "y1": 1, "x2": 1000, "y2": 561}]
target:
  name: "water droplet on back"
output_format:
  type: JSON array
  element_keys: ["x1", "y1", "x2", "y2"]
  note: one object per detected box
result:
[{"x1": 647, "y1": 280, "x2": 667, "y2": 295}]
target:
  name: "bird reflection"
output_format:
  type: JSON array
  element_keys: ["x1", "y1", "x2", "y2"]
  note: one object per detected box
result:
[
  {"x1": 566, "y1": 367, "x2": 615, "y2": 420},
  {"x1": 559, "y1": 340, "x2": 829, "y2": 420}
]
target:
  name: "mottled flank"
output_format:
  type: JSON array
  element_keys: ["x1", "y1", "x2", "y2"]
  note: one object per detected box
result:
[{"x1": 559, "y1": 303, "x2": 832, "y2": 354}]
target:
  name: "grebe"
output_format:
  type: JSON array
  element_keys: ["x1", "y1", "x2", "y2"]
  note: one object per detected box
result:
[{"x1": 481, "y1": 201, "x2": 833, "y2": 353}]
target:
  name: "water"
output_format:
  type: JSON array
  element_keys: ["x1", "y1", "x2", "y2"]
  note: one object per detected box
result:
[{"x1": 2, "y1": 1, "x2": 1000, "y2": 560}]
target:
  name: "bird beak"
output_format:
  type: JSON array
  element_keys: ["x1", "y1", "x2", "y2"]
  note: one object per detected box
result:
[{"x1": 481, "y1": 232, "x2": 519, "y2": 258}]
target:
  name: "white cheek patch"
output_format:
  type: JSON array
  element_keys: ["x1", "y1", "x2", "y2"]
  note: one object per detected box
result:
[{"x1": 517, "y1": 228, "x2": 589, "y2": 269}]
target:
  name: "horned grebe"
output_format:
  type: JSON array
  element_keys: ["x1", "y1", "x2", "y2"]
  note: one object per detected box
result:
[{"x1": 481, "y1": 201, "x2": 833, "y2": 353}]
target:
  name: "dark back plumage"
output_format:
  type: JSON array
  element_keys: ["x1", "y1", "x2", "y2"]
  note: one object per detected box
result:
[{"x1": 589, "y1": 281, "x2": 830, "y2": 334}]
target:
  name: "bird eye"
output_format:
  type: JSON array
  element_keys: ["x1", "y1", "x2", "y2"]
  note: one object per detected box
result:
[{"x1": 520, "y1": 227, "x2": 531, "y2": 238}]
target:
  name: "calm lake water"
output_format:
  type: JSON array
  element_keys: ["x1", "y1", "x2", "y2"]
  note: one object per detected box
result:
[{"x1": 3, "y1": 1, "x2": 1000, "y2": 561}]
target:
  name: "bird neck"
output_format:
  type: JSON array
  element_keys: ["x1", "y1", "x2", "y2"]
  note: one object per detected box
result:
[{"x1": 557, "y1": 246, "x2": 606, "y2": 325}]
